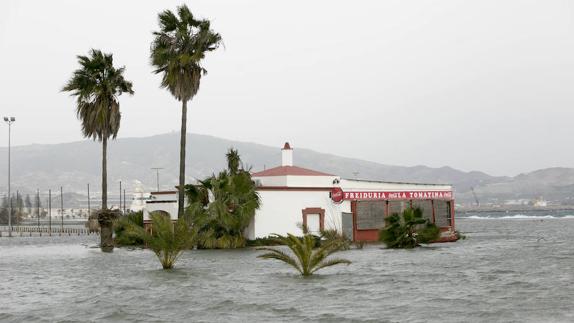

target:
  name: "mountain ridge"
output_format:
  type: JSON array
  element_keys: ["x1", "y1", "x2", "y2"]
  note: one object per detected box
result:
[{"x1": 0, "y1": 132, "x2": 571, "y2": 205}]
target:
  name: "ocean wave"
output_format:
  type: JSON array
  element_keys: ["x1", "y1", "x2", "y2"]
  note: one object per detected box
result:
[{"x1": 462, "y1": 215, "x2": 574, "y2": 220}]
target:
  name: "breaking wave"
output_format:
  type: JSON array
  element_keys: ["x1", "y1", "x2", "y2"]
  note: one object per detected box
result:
[{"x1": 462, "y1": 215, "x2": 574, "y2": 220}]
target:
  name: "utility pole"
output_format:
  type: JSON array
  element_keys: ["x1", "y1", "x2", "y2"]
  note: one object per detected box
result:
[
  {"x1": 119, "y1": 181, "x2": 122, "y2": 214},
  {"x1": 48, "y1": 189, "x2": 52, "y2": 236},
  {"x1": 36, "y1": 189, "x2": 40, "y2": 229},
  {"x1": 16, "y1": 190, "x2": 19, "y2": 229},
  {"x1": 3, "y1": 116, "x2": 15, "y2": 237},
  {"x1": 123, "y1": 189, "x2": 126, "y2": 214},
  {"x1": 87, "y1": 183, "x2": 91, "y2": 219},
  {"x1": 60, "y1": 186, "x2": 63, "y2": 233},
  {"x1": 151, "y1": 168, "x2": 163, "y2": 192}
]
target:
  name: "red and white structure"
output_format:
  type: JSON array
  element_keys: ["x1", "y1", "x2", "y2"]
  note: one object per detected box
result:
[
  {"x1": 247, "y1": 143, "x2": 457, "y2": 242},
  {"x1": 143, "y1": 142, "x2": 457, "y2": 242}
]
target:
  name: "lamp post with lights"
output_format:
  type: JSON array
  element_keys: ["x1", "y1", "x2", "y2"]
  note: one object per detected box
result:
[{"x1": 3, "y1": 116, "x2": 15, "y2": 237}]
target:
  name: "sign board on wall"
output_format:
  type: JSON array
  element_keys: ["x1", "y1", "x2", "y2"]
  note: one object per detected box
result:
[{"x1": 330, "y1": 187, "x2": 453, "y2": 203}]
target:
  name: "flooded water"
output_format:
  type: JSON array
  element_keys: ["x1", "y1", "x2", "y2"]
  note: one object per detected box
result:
[{"x1": 1, "y1": 216, "x2": 573, "y2": 322}]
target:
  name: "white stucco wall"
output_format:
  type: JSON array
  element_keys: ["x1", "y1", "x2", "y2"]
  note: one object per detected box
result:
[
  {"x1": 143, "y1": 192, "x2": 179, "y2": 221},
  {"x1": 286, "y1": 175, "x2": 339, "y2": 187},
  {"x1": 340, "y1": 179, "x2": 452, "y2": 192},
  {"x1": 254, "y1": 176, "x2": 287, "y2": 187},
  {"x1": 247, "y1": 190, "x2": 349, "y2": 240},
  {"x1": 253, "y1": 174, "x2": 339, "y2": 188}
]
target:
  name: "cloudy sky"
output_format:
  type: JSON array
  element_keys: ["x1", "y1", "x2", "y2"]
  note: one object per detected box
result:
[{"x1": 0, "y1": 0, "x2": 573, "y2": 176}]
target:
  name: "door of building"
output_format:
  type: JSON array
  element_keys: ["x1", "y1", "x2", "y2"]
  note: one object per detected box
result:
[{"x1": 342, "y1": 212, "x2": 353, "y2": 241}]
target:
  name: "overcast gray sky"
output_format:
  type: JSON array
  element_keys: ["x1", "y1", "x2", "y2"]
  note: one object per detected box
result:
[{"x1": 1, "y1": 0, "x2": 573, "y2": 176}]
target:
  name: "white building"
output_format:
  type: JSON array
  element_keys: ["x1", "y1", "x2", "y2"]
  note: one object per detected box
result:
[
  {"x1": 143, "y1": 143, "x2": 457, "y2": 242},
  {"x1": 143, "y1": 191, "x2": 179, "y2": 225},
  {"x1": 247, "y1": 143, "x2": 456, "y2": 242}
]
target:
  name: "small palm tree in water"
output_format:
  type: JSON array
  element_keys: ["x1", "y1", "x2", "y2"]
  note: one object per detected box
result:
[
  {"x1": 379, "y1": 207, "x2": 440, "y2": 249},
  {"x1": 257, "y1": 233, "x2": 351, "y2": 276},
  {"x1": 126, "y1": 213, "x2": 195, "y2": 269}
]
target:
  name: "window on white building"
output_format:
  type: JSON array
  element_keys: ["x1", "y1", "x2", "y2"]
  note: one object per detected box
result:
[{"x1": 306, "y1": 214, "x2": 321, "y2": 234}]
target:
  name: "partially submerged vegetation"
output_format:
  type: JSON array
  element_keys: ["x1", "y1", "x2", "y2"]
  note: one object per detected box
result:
[
  {"x1": 379, "y1": 207, "x2": 440, "y2": 249},
  {"x1": 125, "y1": 213, "x2": 195, "y2": 269},
  {"x1": 114, "y1": 211, "x2": 144, "y2": 246},
  {"x1": 257, "y1": 233, "x2": 351, "y2": 276},
  {"x1": 185, "y1": 149, "x2": 260, "y2": 249}
]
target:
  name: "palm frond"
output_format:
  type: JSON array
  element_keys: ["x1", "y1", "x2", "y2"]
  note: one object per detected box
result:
[
  {"x1": 257, "y1": 247, "x2": 302, "y2": 274},
  {"x1": 150, "y1": 4, "x2": 221, "y2": 102},
  {"x1": 311, "y1": 258, "x2": 352, "y2": 274}
]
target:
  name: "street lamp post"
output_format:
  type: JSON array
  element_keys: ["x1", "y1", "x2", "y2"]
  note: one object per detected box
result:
[{"x1": 3, "y1": 116, "x2": 15, "y2": 237}]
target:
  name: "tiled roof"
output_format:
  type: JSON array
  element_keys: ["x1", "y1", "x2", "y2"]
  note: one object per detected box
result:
[{"x1": 252, "y1": 166, "x2": 334, "y2": 177}]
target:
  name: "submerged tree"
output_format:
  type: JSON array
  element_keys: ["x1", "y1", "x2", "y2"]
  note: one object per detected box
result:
[
  {"x1": 150, "y1": 4, "x2": 222, "y2": 219},
  {"x1": 63, "y1": 49, "x2": 134, "y2": 252},
  {"x1": 379, "y1": 207, "x2": 440, "y2": 249},
  {"x1": 186, "y1": 149, "x2": 260, "y2": 248},
  {"x1": 126, "y1": 212, "x2": 196, "y2": 270},
  {"x1": 257, "y1": 233, "x2": 351, "y2": 276}
]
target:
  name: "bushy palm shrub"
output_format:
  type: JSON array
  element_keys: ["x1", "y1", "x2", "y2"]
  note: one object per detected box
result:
[
  {"x1": 379, "y1": 207, "x2": 440, "y2": 249},
  {"x1": 114, "y1": 211, "x2": 144, "y2": 246},
  {"x1": 186, "y1": 149, "x2": 260, "y2": 249},
  {"x1": 319, "y1": 228, "x2": 351, "y2": 250},
  {"x1": 257, "y1": 233, "x2": 351, "y2": 276},
  {"x1": 126, "y1": 213, "x2": 196, "y2": 269}
]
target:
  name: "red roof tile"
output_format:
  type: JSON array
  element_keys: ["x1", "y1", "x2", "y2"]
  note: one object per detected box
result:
[{"x1": 252, "y1": 166, "x2": 334, "y2": 177}]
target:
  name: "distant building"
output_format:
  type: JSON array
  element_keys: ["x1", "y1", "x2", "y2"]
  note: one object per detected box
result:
[{"x1": 130, "y1": 182, "x2": 152, "y2": 212}]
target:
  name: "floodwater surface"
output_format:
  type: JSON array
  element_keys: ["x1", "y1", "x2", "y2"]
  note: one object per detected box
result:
[{"x1": 1, "y1": 216, "x2": 573, "y2": 322}]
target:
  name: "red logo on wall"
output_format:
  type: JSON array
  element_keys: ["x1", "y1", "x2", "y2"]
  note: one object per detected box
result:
[{"x1": 330, "y1": 187, "x2": 344, "y2": 203}]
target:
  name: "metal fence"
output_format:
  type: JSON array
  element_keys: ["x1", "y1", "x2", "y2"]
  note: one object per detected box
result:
[{"x1": 0, "y1": 225, "x2": 96, "y2": 237}]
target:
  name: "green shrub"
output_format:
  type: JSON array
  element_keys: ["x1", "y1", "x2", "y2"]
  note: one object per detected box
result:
[
  {"x1": 319, "y1": 228, "x2": 351, "y2": 250},
  {"x1": 246, "y1": 235, "x2": 284, "y2": 247},
  {"x1": 379, "y1": 207, "x2": 440, "y2": 249},
  {"x1": 114, "y1": 211, "x2": 144, "y2": 246},
  {"x1": 186, "y1": 149, "x2": 261, "y2": 249}
]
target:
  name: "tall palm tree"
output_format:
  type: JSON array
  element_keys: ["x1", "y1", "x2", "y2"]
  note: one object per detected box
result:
[
  {"x1": 150, "y1": 4, "x2": 222, "y2": 219},
  {"x1": 63, "y1": 49, "x2": 134, "y2": 252}
]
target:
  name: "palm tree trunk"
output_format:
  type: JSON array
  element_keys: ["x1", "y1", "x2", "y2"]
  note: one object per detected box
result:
[
  {"x1": 102, "y1": 136, "x2": 108, "y2": 210},
  {"x1": 99, "y1": 136, "x2": 114, "y2": 252},
  {"x1": 178, "y1": 100, "x2": 187, "y2": 218}
]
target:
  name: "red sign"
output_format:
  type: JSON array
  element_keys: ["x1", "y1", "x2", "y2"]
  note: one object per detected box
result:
[
  {"x1": 331, "y1": 189, "x2": 453, "y2": 202},
  {"x1": 331, "y1": 187, "x2": 344, "y2": 203}
]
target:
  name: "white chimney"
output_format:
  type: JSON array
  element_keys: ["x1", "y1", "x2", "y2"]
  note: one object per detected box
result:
[{"x1": 281, "y1": 142, "x2": 293, "y2": 166}]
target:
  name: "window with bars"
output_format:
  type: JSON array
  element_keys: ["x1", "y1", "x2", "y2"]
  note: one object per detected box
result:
[
  {"x1": 433, "y1": 200, "x2": 451, "y2": 227},
  {"x1": 411, "y1": 200, "x2": 433, "y2": 222},
  {"x1": 356, "y1": 201, "x2": 386, "y2": 230}
]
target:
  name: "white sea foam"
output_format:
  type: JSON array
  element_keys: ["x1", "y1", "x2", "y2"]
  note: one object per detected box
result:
[{"x1": 463, "y1": 214, "x2": 574, "y2": 220}]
